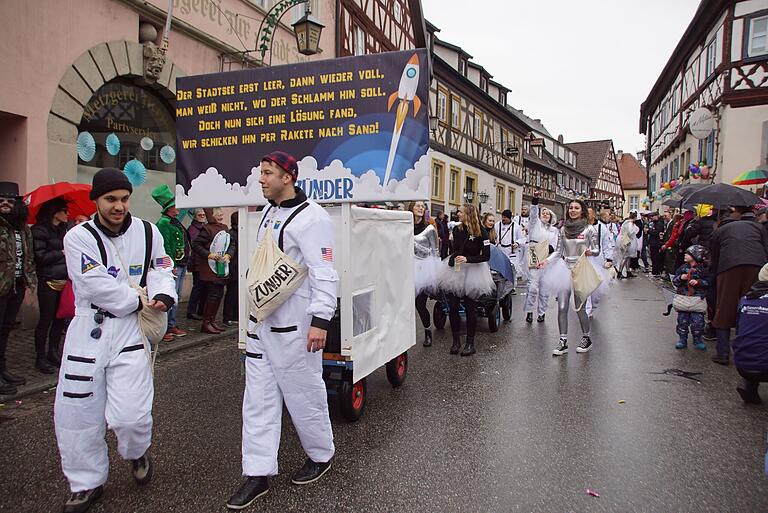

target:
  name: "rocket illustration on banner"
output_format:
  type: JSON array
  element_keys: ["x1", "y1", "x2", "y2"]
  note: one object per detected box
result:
[{"x1": 383, "y1": 54, "x2": 423, "y2": 186}]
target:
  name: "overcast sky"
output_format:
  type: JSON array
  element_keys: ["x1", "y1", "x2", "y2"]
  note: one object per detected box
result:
[{"x1": 420, "y1": 0, "x2": 701, "y2": 156}]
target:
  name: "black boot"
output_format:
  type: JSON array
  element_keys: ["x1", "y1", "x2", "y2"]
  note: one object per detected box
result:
[
  {"x1": 525, "y1": 312, "x2": 533, "y2": 323},
  {"x1": 1, "y1": 369, "x2": 26, "y2": 386},
  {"x1": 0, "y1": 377, "x2": 16, "y2": 396},
  {"x1": 449, "y1": 333, "x2": 461, "y2": 354},
  {"x1": 35, "y1": 357, "x2": 55, "y2": 375},
  {"x1": 461, "y1": 336, "x2": 476, "y2": 357},
  {"x1": 47, "y1": 341, "x2": 61, "y2": 367},
  {"x1": 423, "y1": 329, "x2": 432, "y2": 347}
]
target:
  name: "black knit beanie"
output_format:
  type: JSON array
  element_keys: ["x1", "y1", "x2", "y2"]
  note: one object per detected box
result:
[{"x1": 90, "y1": 168, "x2": 133, "y2": 200}]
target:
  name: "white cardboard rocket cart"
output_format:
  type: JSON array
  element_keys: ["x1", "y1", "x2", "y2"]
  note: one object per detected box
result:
[{"x1": 239, "y1": 203, "x2": 416, "y2": 421}]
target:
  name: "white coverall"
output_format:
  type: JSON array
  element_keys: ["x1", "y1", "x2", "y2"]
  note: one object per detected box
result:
[
  {"x1": 242, "y1": 193, "x2": 338, "y2": 477},
  {"x1": 512, "y1": 214, "x2": 530, "y2": 277},
  {"x1": 524, "y1": 203, "x2": 559, "y2": 316},
  {"x1": 494, "y1": 219, "x2": 526, "y2": 277},
  {"x1": 586, "y1": 220, "x2": 616, "y2": 316},
  {"x1": 54, "y1": 216, "x2": 176, "y2": 492}
]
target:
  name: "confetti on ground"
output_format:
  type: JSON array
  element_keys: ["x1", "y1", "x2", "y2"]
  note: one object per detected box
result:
[
  {"x1": 15, "y1": 400, "x2": 22, "y2": 405},
  {"x1": 586, "y1": 489, "x2": 600, "y2": 497},
  {"x1": 618, "y1": 400, "x2": 626, "y2": 404}
]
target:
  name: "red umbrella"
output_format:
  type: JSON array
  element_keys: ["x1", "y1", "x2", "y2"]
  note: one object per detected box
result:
[{"x1": 24, "y1": 182, "x2": 95, "y2": 224}]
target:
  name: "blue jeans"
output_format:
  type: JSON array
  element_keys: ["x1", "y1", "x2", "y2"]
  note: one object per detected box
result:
[
  {"x1": 168, "y1": 265, "x2": 187, "y2": 329},
  {"x1": 676, "y1": 311, "x2": 705, "y2": 342}
]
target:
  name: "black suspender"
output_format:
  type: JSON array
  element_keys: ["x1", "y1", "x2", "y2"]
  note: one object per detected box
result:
[
  {"x1": 83, "y1": 220, "x2": 152, "y2": 287},
  {"x1": 82, "y1": 223, "x2": 108, "y2": 267},
  {"x1": 278, "y1": 202, "x2": 310, "y2": 251}
]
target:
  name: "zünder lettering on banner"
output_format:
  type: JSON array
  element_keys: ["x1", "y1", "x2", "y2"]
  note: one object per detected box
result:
[{"x1": 175, "y1": 50, "x2": 430, "y2": 207}]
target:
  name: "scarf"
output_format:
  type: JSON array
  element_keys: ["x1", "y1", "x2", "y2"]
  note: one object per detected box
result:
[{"x1": 563, "y1": 218, "x2": 588, "y2": 239}]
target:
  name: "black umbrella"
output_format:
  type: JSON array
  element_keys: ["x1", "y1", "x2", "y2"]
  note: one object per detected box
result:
[
  {"x1": 683, "y1": 183, "x2": 763, "y2": 209},
  {"x1": 669, "y1": 183, "x2": 709, "y2": 202}
]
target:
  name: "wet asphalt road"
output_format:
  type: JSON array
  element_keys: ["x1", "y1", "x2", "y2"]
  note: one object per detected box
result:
[{"x1": 1, "y1": 276, "x2": 767, "y2": 513}]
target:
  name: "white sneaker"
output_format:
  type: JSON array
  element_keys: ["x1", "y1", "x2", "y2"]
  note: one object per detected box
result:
[
  {"x1": 576, "y1": 336, "x2": 593, "y2": 353},
  {"x1": 552, "y1": 338, "x2": 568, "y2": 356}
]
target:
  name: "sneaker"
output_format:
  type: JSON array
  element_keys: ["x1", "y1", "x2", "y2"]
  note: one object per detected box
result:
[
  {"x1": 675, "y1": 340, "x2": 687, "y2": 349},
  {"x1": 168, "y1": 327, "x2": 187, "y2": 337},
  {"x1": 736, "y1": 386, "x2": 762, "y2": 405},
  {"x1": 162, "y1": 332, "x2": 175, "y2": 342},
  {"x1": 552, "y1": 338, "x2": 568, "y2": 356},
  {"x1": 63, "y1": 485, "x2": 103, "y2": 513},
  {"x1": 693, "y1": 340, "x2": 707, "y2": 351},
  {"x1": 226, "y1": 476, "x2": 269, "y2": 510},
  {"x1": 132, "y1": 452, "x2": 153, "y2": 485},
  {"x1": 576, "y1": 336, "x2": 592, "y2": 353},
  {"x1": 537, "y1": 314, "x2": 545, "y2": 323},
  {"x1": 525, "y1": 312, "x2": 533, "y2": 323},
  {"x1": 291, "y1": 458, "x2": 332, "y2": 485}
]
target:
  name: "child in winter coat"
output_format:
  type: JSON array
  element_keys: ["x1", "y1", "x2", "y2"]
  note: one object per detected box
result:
[{"x1": 672, "y1": 245, "x2": 710, "y2": 350}]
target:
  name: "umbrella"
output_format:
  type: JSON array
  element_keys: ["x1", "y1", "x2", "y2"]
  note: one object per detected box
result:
[
  {"x1": 668, "y1": 183, "x2": 709, "y2": 203},
  {"x1": 24, "y1": 182, "x2": 95, "y2": 224},
  {"x1": 731, "y1": 168, "x2": 768, "y2": 186},
  {"x1": 683, "y1": 183, "x2": 763, "y2": 209}
]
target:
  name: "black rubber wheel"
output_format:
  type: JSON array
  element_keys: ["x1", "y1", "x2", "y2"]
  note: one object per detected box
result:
[
  {"x1": 488, "y1": 304, "x2": 499, "y2": 333},
  {"x1": 385, "y1": 351, "x2": 408, "y2": 388},
  {"x1": 433, "y1": 303, "x2": 446, "y2": 330},
  {"x1": 338, "y1": 375, "x2": 366, "y2": 422},
  {"x1": 501, "y1": 295, "x2": 512, "y2": 321}
]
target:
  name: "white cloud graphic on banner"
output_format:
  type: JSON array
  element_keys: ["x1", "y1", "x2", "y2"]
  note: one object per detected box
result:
[{"x1": 176, "y1": 152, "x2": 431, "y2": 208}]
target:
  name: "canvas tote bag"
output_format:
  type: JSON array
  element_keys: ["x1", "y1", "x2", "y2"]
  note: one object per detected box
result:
[
  {"x1": 247, "y1": 225, "x2": 308, "y2": 323},
  {"x1": 571, "y1": 252, "x2": 603, "y2": 311},
  {"x1": 528, "y1": 239, "x2": 550, "y2": 268}
]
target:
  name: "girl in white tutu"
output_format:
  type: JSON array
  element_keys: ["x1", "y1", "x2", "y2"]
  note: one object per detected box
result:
[
  {"x1": 524, "y1": 192, "x2": 559, "y2": 323},
  {"x1": 539, "y1": 199, "x2": 600, "y2": 356},
  {"x1": 407, "y1": 201, "x2": 441, "y2": 347},
  {"x1": 439, "y1": 203, "x2": 494, "y2": 356}
]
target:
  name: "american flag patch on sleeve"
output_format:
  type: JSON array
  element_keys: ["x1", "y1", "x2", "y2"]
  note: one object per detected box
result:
[
  {"x1": 321, "y1": 248, "x2": 334, "y2": 262},
  {"x1": 155, "y1": 256, "x2": 173, "y2": 268}
]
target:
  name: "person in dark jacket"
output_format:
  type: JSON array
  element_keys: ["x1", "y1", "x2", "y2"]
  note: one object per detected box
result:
[
  {"x1": 436, "y1": 211, "x2": 449, "y2": 259},
  {"x1": 709, "y1": 207, "x2": 768, "y2": 365},
  {"x1": 661, "y1": 210, "x2": 677, "y2": 279},
  {"x1": 192, "y1": 207, "x2": 236, "y2": 334},
  {"x1": 732, "y1": 264, "x2": 768, "y2": 404},
  {"x1": 222, "y1": 211, "x2": 239, "y2": 327},
  {"x1": 647, "y1": 212, "x2": 665, "y2": 275},
  {"x1": 672, "y1": 245, "x2": 710, "y2": 351},
  {"x1": 0, "y1": 182, "x2": 36, "y2": 395},
  {"x1": 31, "y1": 197, "x2": 69, "y2": 373},
  {"x1": 186, "y1": 208, "x2": 207, "y2": 320}
]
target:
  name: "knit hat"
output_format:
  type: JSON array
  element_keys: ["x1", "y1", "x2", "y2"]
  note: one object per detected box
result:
[
  {"x1": 151, "y1": 184, "x2": 175, "y2": 213},
  {"x1": 0, "y1": 181, "x2": 20, "y2": 198},
  {"x1": 685, "y1": 244, "x2": 709, "y2": 264},
  {"x1": 760, "y1": 263, "x2": 768, "y2": 282},
  {"x1": 501, "y1": 209, "x2": 512, "y2": 219},
  {"x1": 90, "y1": 168, "x2": 133, "y2": 200},
  {"x1": 261, "y1": 151, "x2": 299, "y2": 181}
]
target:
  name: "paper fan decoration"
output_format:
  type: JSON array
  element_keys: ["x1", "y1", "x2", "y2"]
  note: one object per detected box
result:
[
  {"x1": 123, "y1": 159, "x2": 147, "y2": 187},
  {"x1": 160, "y1": 145, "x2": 176, "y2": 164},
  {"x1": 76, "y1": 132, "x2": 96, "y2": 162},
  {"x1": 140, "y1": 137, "x2": 154, "y2": 151},
  {"x1": 106, "y1": 133, "x2": 121, "y2": 156}
]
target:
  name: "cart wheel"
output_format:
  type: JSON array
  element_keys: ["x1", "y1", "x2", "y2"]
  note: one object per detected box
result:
[
  {"x1": 385, "y1": 351, "x2": 408, "y2": 388},
  {"x1": 338, "y1": 375, "x2": 366, "y2": 422},
  {"x1": 501, "y1": 295, "x2": 512, "y2": 321},
  {"x1": 433, "y1": 303, "x2": 446, "y2": 330},
  {"x1": 488, "y1": 304, "x2": 499, "y2": 333}
]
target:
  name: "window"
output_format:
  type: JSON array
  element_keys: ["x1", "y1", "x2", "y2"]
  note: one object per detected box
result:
[
  {"x1": 499, "y1": 90, "x2": 506, "y2": 105},
  {"x1": 458, "y1": 59, "x2": 466, "y2": 76},
  {"x1": 480, "y1": 76, "x2": 487, "y2": 91},
  {"x1": 252, "y1": 0, "x2": 269, "y2": 8},
  {"x1": 508, "y1": 187, "x2": 516, "y2": 210},
  {"x1": 705, "y1": 38, "x2": 717, "y2": 77},
  {"x1": 661, "y1": 164, "x2": 669, "y2": 184},
  {"x1": 431, "y1": 160, "x2": 445, "y2": 200},
  {"x1": 393, "y1": 2, "x2": 402, "y2": 23},
  {"x1": 473, "y1": 110, "x2": 483, "y2": 140},
  {"x1": 464, "y1": 172, "x2": 477, "y2": 204},
  {"x1": 649, "y1": 173, "x2": 657, "y2": 192},
  {"x1": 449, "y1": 167, "x2": 461, "y2": 204},
  {"x1": 354, "y1": 25, "x2": 366, "y2": 56},
  {"x1": 629, "y1": 195, "x2": 640, "y2": 211},
  {"x1": 496, "y1": 184, "x2": 505, "y2": 213},
  {"x1": 437, "y1": 90, "x2": 447, "y2": 122},
  {"x1": 747, "y1": 14, "x2": 768, "y2": 58},
  {"x1": 450, "y1": 96, "x2": 460, "y2": 128}
]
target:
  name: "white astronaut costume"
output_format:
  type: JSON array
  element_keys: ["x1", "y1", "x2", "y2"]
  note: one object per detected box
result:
[
  {"x1": 494, "y1": 219, "x2": 525, "y2": 272},
  {"x1": 523, "y1": 201, "x2": 559, "y2": 317},
  {"x1": 54, "y1": 214, "x2": 176, "y2": 492},
  {"x1": 586, "y1": 219, "x2": 616, "y2": 316},
  {"x1": 242, "y1": 188, "x2": 338, "y2": 477},
  {"x1": 512, "y1": 213, "x2": 530, "y2": 276}
]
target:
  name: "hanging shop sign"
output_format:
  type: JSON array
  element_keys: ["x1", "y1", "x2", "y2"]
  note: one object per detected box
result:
[
  {"x1": 688, "y1": 107, "x2": 714, "y2": 140},
  {"x1": 175, "y1": 49, "x2": 430, "y2": 207}
]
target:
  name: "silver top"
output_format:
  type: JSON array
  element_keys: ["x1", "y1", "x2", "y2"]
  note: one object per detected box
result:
[
  {"x1": 414, "y1": 224, "x2": 439, "y2": 259},
  {"x1": 548, "y1": 224, "x2": 599, "y2": 269}
]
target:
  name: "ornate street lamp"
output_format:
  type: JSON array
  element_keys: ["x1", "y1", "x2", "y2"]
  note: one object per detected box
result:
[
  {"x1": 464, "y1": 189, "x2": 475, "y2": 203},
  {"x1": 292, "y1": 7, "x2": 325, "y2": 55},
  {"x1": 429, "y1": 115, "x2": 439, "y2": 136},
  {"x1": 254, "y1": 0, "x2": 324, "y2": 66},
  {"x1": 478, "y1": 190, "x2": 489, "y2": 204}
]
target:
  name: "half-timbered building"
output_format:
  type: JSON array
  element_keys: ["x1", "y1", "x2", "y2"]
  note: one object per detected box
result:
[
  {"x1": 336, "y1": 0, "x2": 427, "y2": 56},
  {"x1": 567, "y1": 140, "x2": 624, "y2": 211},
  {"x1": 640, "y1": 0, "x2": 768, "y2": 202},
  {"x1": 427, "y1": 23, "x2": 530, "y2": 217}
]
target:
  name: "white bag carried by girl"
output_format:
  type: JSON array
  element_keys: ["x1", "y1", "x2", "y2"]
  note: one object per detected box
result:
[
  {"x1": 247, "y1": 207, "x2": 309, "y2": 323},
  {"x1": 571, "y1": 252, "x2": 603, "y2": 311}
]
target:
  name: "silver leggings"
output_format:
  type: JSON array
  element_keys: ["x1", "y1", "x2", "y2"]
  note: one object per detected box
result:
[{"x1": 556, "y1": 290, "x2": 590, "y2": 337}]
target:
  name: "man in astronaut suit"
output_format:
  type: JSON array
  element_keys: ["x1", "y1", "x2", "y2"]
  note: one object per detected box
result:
[
  {"x1": 586, "y1": 206, "x2": 616, "y2": 318},
  {"x1": 227, "y1": 151, "x2": 338, "y2": 510},
  {"x1": 54, "y1": 168, "x2": 176, "y2": 513},
  {"x1": 494, "y1": 209, "x2": 525, "y2": 291}
]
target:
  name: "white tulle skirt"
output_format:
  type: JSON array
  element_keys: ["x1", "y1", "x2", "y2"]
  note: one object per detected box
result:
[
  {"x1": 414, "y1": 255, "x2": 442, "y2": 296},
  {"x1": 541, "y1": 256, "x2": 613, "y2": 301},
  {"x1": 438, "y1": 259, "x2": 495, "y2": 299},
  {"x1": 588, "y1": 254, "x2": 613, "y2": 302}
]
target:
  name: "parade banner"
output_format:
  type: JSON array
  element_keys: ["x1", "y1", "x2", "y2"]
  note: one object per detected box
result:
[{"x1": 175, "y1": 49, "x2": 430, "y2": 207}]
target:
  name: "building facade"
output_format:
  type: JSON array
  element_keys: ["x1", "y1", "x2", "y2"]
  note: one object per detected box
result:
[
  {"x1": 640, "y1": 0, "x2": 768, "y2": 204},
  {"x1": 426, "y1": 24, "x2": 529, "y2": 217},
  {"x1": 617, "y1": 151, "x2": 648, "y2": 217},
  {"x1": 567, "y1": 139, "x2": 624, "y2": 211}
]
